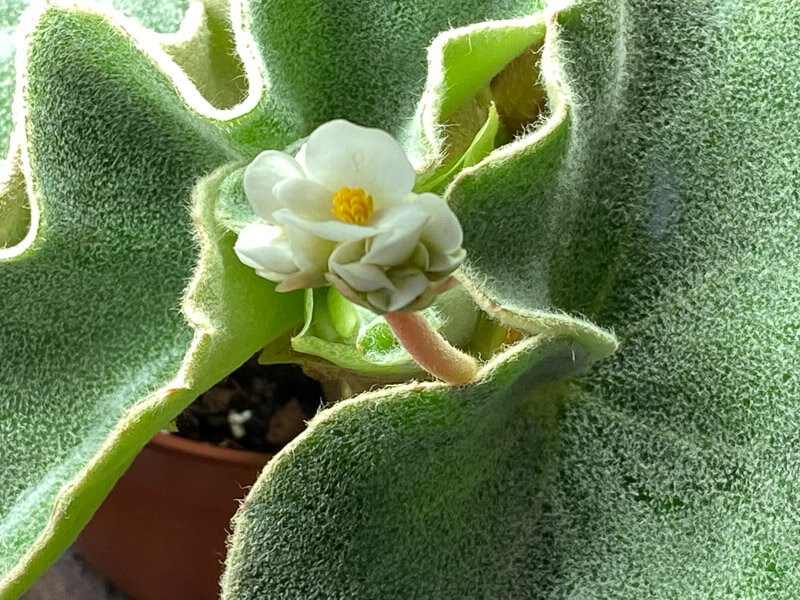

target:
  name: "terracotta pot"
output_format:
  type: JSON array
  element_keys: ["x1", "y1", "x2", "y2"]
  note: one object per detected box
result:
[{"x1": 75, "y1": 432, "x2": 272, "y2": 600}]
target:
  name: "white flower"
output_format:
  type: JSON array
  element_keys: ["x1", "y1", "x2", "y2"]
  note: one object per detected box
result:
[{"x1": 234, "y1": 119, "x2": 465, "y2": 313}]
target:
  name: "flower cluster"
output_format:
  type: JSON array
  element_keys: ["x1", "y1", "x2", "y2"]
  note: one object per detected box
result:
[{"x1": 234, "y1": 120, "x2": 465, "y2": 313}]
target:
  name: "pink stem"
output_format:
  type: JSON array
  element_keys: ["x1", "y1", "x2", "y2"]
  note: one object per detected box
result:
[{"x1": 384, "y1": 311, "x2": 478, "y2": 385}]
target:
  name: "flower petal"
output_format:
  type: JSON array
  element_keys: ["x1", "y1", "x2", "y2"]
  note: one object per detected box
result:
[
  {"x1": 329, "y1": 238, "x2": 367, "y2": 264},
  {"x1": 273, "y1": 178, "x2": 332, "y2": 219},
  {"x1": 303, "y1": 120, "x2": 415, "y2": 204},
  {"x1": 428, "y1": 247, "x2": 467, "y2": 274},
  {"x1": 331, "y1": 262, "x2": 395, "y2": 292},
  {"x1": 409, "y1": 243, "x2": 430, "y2": 271},
  {"x1": 364, "y1": 289, "x2": 391, "y2": 313},
  {"x1": 374, "y1": 203, "x2": 429, "y2": 232},
  {"x1": 294, "y1": 143, "x2": 308, "y2": 169},
  {"x1": 275, "y1": 271, "x2": 327, "y2": 292},
  {"x1": 324, "y1": 272, "x2": 366, "y2": 306},
  {"x1": 363, "y1": 205, "x2": 429, "y2": 266},
  {"x1": 284, "y1": 225, "x2": 336, "y2": 273},
  {"x1": 330, "y1": 241, "x2": 394, "y2": 292},
  {"x1": 234, "y1": 223, "x2": 296, "y2": 274},
  {"x1": 243, "y1": 151, "x2": 306, "y2": 221},
  {"x1": 371, "y1": 268, "x2": 429, "y2": 312},
  {"x1": 273, "y1": 208, "x2": 379, "y2": 241},
  {"x1": 414, "y1": 192, "x2": 463, "y2": 254}
]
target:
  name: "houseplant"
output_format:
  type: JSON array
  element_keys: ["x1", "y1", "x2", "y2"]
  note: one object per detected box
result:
[{"x1": 1, "y1": 1, "x2": 798, "y2": 600}]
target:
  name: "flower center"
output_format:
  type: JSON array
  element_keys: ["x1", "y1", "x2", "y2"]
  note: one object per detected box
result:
[{"x1": 331, "y1": 187, "x2": 373, "y2": 225}]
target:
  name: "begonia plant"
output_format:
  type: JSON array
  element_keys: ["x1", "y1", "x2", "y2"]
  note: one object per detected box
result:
[{"x1": 0, "y1": 0, "x2": 798, "y2": 598}]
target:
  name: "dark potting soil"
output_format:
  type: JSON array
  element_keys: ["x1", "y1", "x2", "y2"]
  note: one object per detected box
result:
[{"x1": 173, "y1": 357, "x2": 326, "y2": 453}]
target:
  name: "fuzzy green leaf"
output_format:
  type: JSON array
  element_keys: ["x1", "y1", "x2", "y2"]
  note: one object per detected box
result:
[
  {"x1": 0, "y1": 143, "x2": 28, "y2": 250},
  {"x1": 449, "y1": 0, "x2": 800, "y2": 595},
  {"x1": 244, "y1": 0, "x2": 546, "y2": 141},
  {"x1": 415, "y1": 103, "x2": 502, "y2": 194},
  {"x1": 0, "y1": 6, "x2": 302, "y2": 597},
  {"x1": 215, "y1": 165, "x2": 255, "y2": 233},
  {"x1": 0, "y1": 0, "x2": 191, "y2": 161},
  {"x1": 223, "y1": 0, "x2": 800, "y2": 597},
  {"x1": 0, "y1": 0, "x2": 30, "y2": 162},
  {"x1": 160, "y1": 0, "x2": 248, "y2": 111},
  {"x1": 222, "y1": 336, "x2": 593, "y2": 599}
]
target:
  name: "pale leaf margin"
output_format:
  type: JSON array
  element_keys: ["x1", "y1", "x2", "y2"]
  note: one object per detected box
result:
[
  {"x1": 406, "y1": 13, "x2": 547, "y2": 167},
  {"x1": 0, "y1": 0, "x2": 268, "y2": 255},
  {"x1": 0, "y1": 0, "x2": 291, "y2": 596},
  {"x1": 409, "y1": 6, "x2": 616, "y2": 361}
]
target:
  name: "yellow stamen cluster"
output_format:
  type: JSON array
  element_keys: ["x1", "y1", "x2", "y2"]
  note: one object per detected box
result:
[{"x1": 331, "y1": 187, "x2": 373, "y2": 225}]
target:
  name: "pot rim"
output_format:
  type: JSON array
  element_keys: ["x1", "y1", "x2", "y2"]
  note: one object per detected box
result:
[{"x1": 149, "y1": 431, "x2": 273, "y2": 467}]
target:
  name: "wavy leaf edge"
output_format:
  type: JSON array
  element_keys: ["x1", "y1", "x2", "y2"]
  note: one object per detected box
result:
[{"x1": 0, "y1": 0, "x2": 291, "y2": 585}]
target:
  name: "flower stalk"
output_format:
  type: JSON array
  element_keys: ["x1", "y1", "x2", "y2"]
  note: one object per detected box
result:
[{"x1": 384, "y1": 311, "x2": 478, "y2": 385}]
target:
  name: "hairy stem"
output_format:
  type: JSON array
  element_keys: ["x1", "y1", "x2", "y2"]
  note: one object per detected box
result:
[{"x1": 384, "y1": 311, "x2": 478, "y2": 385}]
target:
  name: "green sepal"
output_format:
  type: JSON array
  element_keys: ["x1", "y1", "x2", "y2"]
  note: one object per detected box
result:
[
  {"x1": 288, "y1": 287, "x2": 479, "y2": 378},
  {"x1": 326, "y1": 286, "x2": 359, "y2": 338}
]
